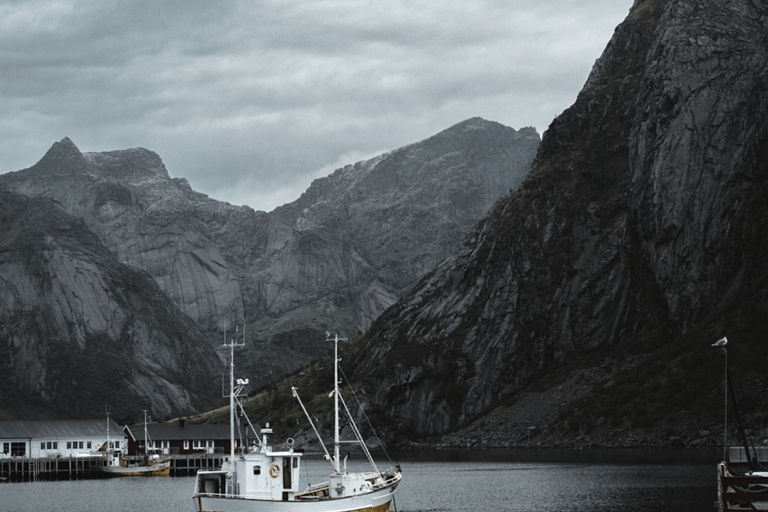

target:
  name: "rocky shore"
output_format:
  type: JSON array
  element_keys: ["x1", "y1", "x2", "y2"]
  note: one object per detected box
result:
[{"x1": 423, "y1": 358, "x2": 763, "y2": 452}]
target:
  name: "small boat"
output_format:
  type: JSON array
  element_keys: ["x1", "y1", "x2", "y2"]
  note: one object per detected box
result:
[
  {"x1": 717, "y1": 456, "x2": 768, "y2": 511},
  {"x1": 192, "y1": 333, "x2": 402, "y2": 512},
  {"x1": 95, "y1": 411, "x2": 170, "y2": 477},
  {"x1": 714, "y1": 337, "x2": 768, "y2": 511}
]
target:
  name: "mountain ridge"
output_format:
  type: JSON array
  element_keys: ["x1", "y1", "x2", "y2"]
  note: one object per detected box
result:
[{"x1": 0, "y1": 117, "x2": 539, "y2": 418}]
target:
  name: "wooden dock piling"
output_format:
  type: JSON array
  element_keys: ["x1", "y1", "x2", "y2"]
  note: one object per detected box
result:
[{"x1": 0, "y1": 453, "x2": 224, "y2": 482}]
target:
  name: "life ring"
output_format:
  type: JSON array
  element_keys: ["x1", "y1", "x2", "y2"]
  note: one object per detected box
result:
[{"x1": 269, "y1": 463, "x2": 280, "y2": 478}]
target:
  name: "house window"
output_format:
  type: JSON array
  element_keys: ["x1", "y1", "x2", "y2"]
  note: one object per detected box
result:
[
  {"x1": 193, "y1": 440, "x2": 201, "y2": 449},
  {"x1": 87, "y1": 442, "x2": 92, "y2": 449},
  {"x1": 47, "y1": 442, "x2": 53, "y2": 450},
  {"x1": 41, "y1": 442, "x2": 46, "y2": 450},
  {"x1": 10, "y1": 442, "x2": 25, "y2": 457},
  {"x1": 184, "y1": 440, "x2": 189, "y2": 450},
  {"x1": 53, "y1": 442, "x2": 58, "y2": 449},
  {"x1": 79, "y1": 442, "x2": 84, "y2": 449},
  {"x1": 67, "y1": 442, "x2": 72, "y2": 449},
  {"x1": 3, "y1": 442, "x2": 8, "y2": 454}
]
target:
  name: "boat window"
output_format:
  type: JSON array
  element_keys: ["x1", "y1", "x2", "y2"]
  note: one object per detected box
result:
[{"x1": 253, "y1": 465, "x2": 261, "y2": 475}]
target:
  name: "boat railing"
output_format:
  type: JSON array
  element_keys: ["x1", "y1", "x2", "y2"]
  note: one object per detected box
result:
[{"x1": 366, "y1": 468, "x2": 401, "y2": 490}]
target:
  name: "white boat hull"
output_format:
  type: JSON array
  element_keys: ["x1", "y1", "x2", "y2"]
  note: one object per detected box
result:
[{"x1": 193, "y1": 483, "x2": 397, "y2": 512}]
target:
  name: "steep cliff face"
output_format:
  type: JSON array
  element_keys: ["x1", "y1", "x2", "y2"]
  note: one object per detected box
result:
[
  {"x1": 629, "y1": 0, "x2": 768, "y2": 330},
  {"x1": 0, "y1": 138, "x2": 247, "y2": 334},
  {"x1": 251, "y1": 119, "x2": 539, "y2": 354},
  {"x1": 0, "y1": 190, "x2": 221, "y2": 420},
  {"x1": 347, "y1": 0, "x2": 768, "y2": 437},
  {"x1": 0, "y1": 118, "x2": 539, "y2": 391}
]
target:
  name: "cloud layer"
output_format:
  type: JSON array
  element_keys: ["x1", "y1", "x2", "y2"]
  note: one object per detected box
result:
[{"x1": 1, "y1": 0, "x2": 631, "y2": 211}]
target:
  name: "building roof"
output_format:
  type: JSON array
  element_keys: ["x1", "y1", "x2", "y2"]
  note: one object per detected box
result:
[
  {"x1": 125, "y1": 423, "x2": 231, "y2": 442},
  {"x1": 0, "y1": 419, "x2": 123, "y2": 440}
]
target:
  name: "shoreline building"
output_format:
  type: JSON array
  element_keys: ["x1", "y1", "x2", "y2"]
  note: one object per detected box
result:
[{"x1": 0, "y1": 419, "x2": 125, "y2": 459}]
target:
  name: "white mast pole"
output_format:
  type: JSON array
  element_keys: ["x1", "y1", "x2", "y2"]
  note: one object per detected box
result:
[
  {"x1": 106, "y1": 407, "x2": 111, "y2": 462},
  {"x1": 229, "y1": 339, "x2": 235, "y2": 466},
  {"x1": 334, "y1": 335, "x2": 341, "y2": 474}
]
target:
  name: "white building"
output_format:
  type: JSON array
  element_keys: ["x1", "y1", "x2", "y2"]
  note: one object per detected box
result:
[{"x1": 0, "y1": 419, "x2": 125, "y2": 459}]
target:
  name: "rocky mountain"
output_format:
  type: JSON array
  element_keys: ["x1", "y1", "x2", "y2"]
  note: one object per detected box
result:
[
  {"x1": 331, "y1": 0, "x2": 768, "y2": 447},
  {"x1": 0, "y1": 118, "x2": 539, "y2": 415},
  {"x1": 0, "y1": 190, "x2": 222, "y2": 420}
]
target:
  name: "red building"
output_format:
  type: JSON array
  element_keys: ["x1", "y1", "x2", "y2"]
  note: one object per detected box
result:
[{"x1": 124, "y1": 422, "x2": 233, "y2": 456}]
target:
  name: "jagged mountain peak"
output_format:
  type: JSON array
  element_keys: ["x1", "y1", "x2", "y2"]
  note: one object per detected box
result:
[
  {"x1": 30, "y1": 137, "x2": 87, "y2": 177},
  {"x1": 292, "y1": 117, "x2": 540, "y2": 214},
  {"x1": 18, "y1": 137, "x2": 170, "y2": 185}
]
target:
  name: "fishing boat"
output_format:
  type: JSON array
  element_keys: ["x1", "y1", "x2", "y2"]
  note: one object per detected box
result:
[
  {"x1": 94, "y1": 411, "x2": 170, "y2": 477},
  {"x1": 713, "y1": 336, "x2": 768, "y2": 511},
  {"x1": 192, "y1": 333, "x2": 402, "y2": 512}
]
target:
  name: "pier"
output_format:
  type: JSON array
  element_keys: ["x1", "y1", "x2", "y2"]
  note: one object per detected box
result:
[{"x1": 0, "y1": 453, "x2": 225, "y2": 482}]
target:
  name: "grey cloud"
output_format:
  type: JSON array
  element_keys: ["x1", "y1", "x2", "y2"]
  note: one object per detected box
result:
[{"x1": 0, "y1": 0, "x2": 632, "y2": 211}]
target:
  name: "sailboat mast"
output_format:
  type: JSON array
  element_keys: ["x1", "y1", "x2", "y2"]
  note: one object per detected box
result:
[
  {"x1": 333, "y1": 335, "x2": 341, "y2": 474},
  {"x1": 106, "y1": 408, "x2": 111, "y2": 459},
  {"x1": 143, "y1": 410, "x2": 148, "y2": 457}
]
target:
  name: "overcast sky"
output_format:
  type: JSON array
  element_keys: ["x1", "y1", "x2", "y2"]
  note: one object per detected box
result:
[{"x1": 1, "y1": 0, "x2": 632, "y2": 212}]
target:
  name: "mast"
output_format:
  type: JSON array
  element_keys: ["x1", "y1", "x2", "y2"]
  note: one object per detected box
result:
[
  {"x1": 224, "y1": 324, "x2": 244, "y2": 480},
  {"x1": 229, "y1": 338, "x2": 235, "y2": 466},
  {"x1": 143, "y1": 410, "x2": 148, "y2": 458},
  {"x1": 334, "y1": 335, "x2": 340, "y2": 473},
  {"x1": 330, "y1": 333, "x2": 347, "y2": 474},
  {"x1": 106, "y1": 406, "x2": 111, "y2": 461}
]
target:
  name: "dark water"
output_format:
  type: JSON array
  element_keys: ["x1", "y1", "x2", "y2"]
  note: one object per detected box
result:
[{"x1": 2, "y1": 450, "x2": 719, "y2": 511}]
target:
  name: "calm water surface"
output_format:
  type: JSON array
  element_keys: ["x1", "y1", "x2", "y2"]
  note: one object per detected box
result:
[{"x1": 2, "y1": 450, "x2": 719, "y2": 511}]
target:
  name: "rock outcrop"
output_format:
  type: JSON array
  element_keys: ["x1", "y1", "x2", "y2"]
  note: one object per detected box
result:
[
  {"x1": 0, "y1": 190, "x2": 222, "y2": 420},
  {"x1": 344, "y1": 0, "x2": 768, "y2": 441}
]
